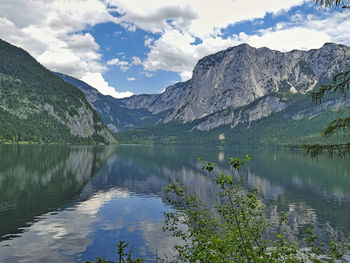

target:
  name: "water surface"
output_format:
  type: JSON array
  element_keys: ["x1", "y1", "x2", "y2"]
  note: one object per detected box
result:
[{"x1": 0, "y1": 145, "x2": 349, "y2": 262}]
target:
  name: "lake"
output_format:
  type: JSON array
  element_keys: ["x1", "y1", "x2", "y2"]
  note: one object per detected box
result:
[{"x1": 0, "y1": 144, "x2": 349, "y2": 262}]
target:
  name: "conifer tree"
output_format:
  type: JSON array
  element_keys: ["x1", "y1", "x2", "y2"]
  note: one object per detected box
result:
[{"x1": 305, "y1": 0, "x2": 350, "y2": 157}]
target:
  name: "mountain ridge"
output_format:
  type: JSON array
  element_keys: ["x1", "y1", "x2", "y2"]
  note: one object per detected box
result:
[
  {"x1": 58, "y1": 42, "x2": 350, "y2": 143},
  {"x1": 0, "y1": 39, "x2": 117, "y2": 144}
]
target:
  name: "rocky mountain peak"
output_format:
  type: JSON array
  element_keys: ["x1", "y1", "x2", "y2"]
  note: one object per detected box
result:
[
  {"x1": 169, "y1": 42, "x2": 350, "y2": 122},
  {"x1": 59, "y1": 42, "x2": 350, "y2": 133}
]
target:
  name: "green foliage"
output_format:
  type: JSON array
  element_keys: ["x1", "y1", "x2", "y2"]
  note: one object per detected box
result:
[
  {"x1": 116, "y1": 104, "x2": 343, "y2": 148},
  {"x1": 86, "y1": 241, "x2": 143, "y2": 263},
  {"x1": 304, "y1": 1, "x2": 350, "y2": 156},
  {"x1": 87, "y1": 155, "x2": 349, "y2": 262},
  {"x1": 55, "y1": 72, "x2": 171, "y2": 132},
  {"x1": 0, "y1": 39, "x2": 115, "y2": 145},
  {"x1": 161, "y1": 156, "x2": 349, "y2": 262},
  {"x1": 305, "y1": 70, "x2": 350, "y2": 157},
  {"x1": 312, "y1": 71, "x2": 350, "y2": 105},
  {"x1": 114, "y1": 72, "x2": 349, "y2": 150}
]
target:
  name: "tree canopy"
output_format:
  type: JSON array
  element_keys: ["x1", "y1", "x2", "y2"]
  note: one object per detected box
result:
[
  {"x1": 315, "y1": 0, "x2": 350, "y2": 8},
  {"x1": 305, "y1": 1, "x2": 350, "y2": 157}
]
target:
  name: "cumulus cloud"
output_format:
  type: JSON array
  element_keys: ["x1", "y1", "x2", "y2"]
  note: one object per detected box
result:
[
  {"x1": 106, "y1": 58, "x2": 130, "y2": 71},
  {"x1": 127, "y1": 77, "x2": 136, "y2": 81},
  {"x1": 142, "y1": 30, "x2": 196, "y2": 74},
  {"x1": 1, "y1": 0, "x2": 349, "y2": 92},
  {"x1": 105, "y1": 0, "x2": 316, "y2": 80},
  {"x1": 242, "y1": 11, "x2": 350, "y2": 51},
  {"x1": 110, "y1": 1, "x2": 198, "y2": 34},
  {"x1": 0, "y1": 0, "x2": 131, "y2": 97},
  {"x1": 141, "y1": 7, "x2": 349, "y2": 80},
  {"x1": 144, "y1": 36, "x2": 154, "y2": 47},
  {"x1": 105, "y1": 0, "x2": 349, "y2": 81},
  {"x1": 82, "y1": 73, "x2": 133, "y2": 98},
  {"x1": 142, "y1": 29, "x2": 238, "y2": 80},
  {"x1": 142, "y1": 72, "x2": 153, "y2": 78},
  {"x1": 131, "y1": 56, "x2": 142, "y2": 65},
  {"x1": 245, "y1": 27, "x2": 331, "y2": 51},
  {"x1": 108, "y1": 0, "x2": 307, "y2": 36}
]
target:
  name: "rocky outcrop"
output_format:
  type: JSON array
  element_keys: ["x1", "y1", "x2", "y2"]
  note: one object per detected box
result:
[
  {"x1": 120, "y1": 81, "x2": 188, "y2": 114},
  {"x1": 194, "y1": 95, "x2": 287, "y2": 131},
  {"x1": 0, "y1": 39, "x2": 117, "y2": 144},
  {"x1": 59, "y1": 43, "x2": 350, "y2": 133},
  {"x1": 162, "y1": 43, "x2": 350, "y2": 125}
]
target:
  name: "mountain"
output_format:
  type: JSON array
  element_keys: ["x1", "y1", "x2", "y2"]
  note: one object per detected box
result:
[
  {"x1": 0, "y1": 39, "x2": 116, "y2": 144},
  {"x1": 55, "y1": 72, "x2": 172, "y2": 133},
  {"x1": 58, "y1": 43, "x2": 350, "y2": 146}
]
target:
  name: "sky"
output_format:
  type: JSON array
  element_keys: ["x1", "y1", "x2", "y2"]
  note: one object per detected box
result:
[{"x1": 0, "y1": 0, "x2": 349, "y2": 98}]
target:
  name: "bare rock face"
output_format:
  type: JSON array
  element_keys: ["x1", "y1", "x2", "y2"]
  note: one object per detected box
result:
[
  {"x1": 66, "y1": 105, "x2": 95, "y2": 138},
  {"x1": 163, "y1": 43, "x2": 350, "y2": 124},
  {"x1": 0, "y1": 39, "x2": 117, "y2": 144},
  {"x1": 194, "y1": 96, "x2": 287, "y2": 131},
  {"x1": 42, "y1": 101, "x2": 116, "y2": 143},
  {"x1": 59, "y1": 43, "x2": 350, "y2": 132},
  {"x1": 116, "y1": 42, "x2": 350, "y2": 131},
  {"x1": 120, "y1": 81, "x2": 188, "y2": 114}
]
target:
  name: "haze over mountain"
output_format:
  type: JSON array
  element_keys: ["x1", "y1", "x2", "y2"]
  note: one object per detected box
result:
[
  {"x1": 0, "y1": 39, "x2": 116, "y2": 144},
  {"x1": 58, "y1": 42, "x2": 350, "y2": 146}
]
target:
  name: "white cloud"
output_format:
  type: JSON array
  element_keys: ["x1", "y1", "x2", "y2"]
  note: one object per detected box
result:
[
  {"x1": 82, "y1": 73, "x2": 133, "y2": 98},
  {"x1": 127, "y1": 77, "x2": 136, "y2": 81},
  {"x1": 120, "y1": 22, "x2": 137, "y2": 32},
  {"x1": 142, "y1": 29, "x2": 238, "y2": 81},
  {"x1": 106, "y1": 58, "x2": 119, "y2": 65},
  {"x1": 106, "y1": 58, "x2": 130, "y2": 71},
  {"x1": 242, "y1": 11, "x2": 350, "y2": 51},
  {"x1": 1, "y1": 0, "x2": 349, "y2": 93},
  {"x1": 131, "y1": 56, "x2": 142, "y2": 65},
  {"x1": 179, "y1": 71, "x2": 193, "y2": 81},
  {"x1": 246, "y1": 27, "x2": 331, "y2": 51},
  {"x1": 107, "y1": 0, "x2": 324, "y2": 80},
  {"x1": 144, "y1": 36, "x2": 154, "y2": 47},
  {"x1": 0, "y1": 0, "x2": 131, "y2": 97},
  {"x1": 137, "y1": 6, "x2": 349, "y2": 80},
  {"x1": 107, "y1": 0, "x2": 307, "y2": 38},
  {"x1": 143, "y1": 72, "x2": 153, "y2": 78},
  {"x1": 142, "y1": 30, "x2": 197, "y2": 75}
]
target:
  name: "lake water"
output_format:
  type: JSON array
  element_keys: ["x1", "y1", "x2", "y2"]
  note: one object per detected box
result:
[{"x1": 0, "y1": 144, "x2": 349, "y2": 262}]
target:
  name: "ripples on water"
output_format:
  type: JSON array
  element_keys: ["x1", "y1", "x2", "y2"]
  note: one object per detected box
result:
[{"x1": 0, "y1": 145, "x2": 349, "y2": 262}]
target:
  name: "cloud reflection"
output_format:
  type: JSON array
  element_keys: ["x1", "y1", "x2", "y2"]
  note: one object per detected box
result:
[{"x1": 0, "y1": 188, "x2": 128, "y2": 262}]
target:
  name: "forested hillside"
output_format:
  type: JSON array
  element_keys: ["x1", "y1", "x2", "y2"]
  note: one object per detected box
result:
[
  {"x1": 0, "y1": 39, "x2": 116, "y2": 144},
  {"x1": 57, "y1": 43, "x2": 350, "y2": 147}
]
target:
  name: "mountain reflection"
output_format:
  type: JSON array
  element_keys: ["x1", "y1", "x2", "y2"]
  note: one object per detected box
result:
[
  {"x1": 0, "y1": 145, "x2": 114, "y2": 240},
  {"x1": 0, "y1": 145, "x2": 349, "y2": 262},
  {"x1": 88, "y1": 146, "x2": 350, "y2": 243}
]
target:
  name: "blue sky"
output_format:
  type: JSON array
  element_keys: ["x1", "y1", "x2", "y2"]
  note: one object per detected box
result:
[{"x1": 0, "y1": 0, "x2": 349, "y2": 97}]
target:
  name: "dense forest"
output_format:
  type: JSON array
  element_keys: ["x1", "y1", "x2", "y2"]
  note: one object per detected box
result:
[
  {"x1": 117, "y1": 91, "x2": 346, "y2": 148},
  {"x1": 0, "y1": 39, "x2": 116, "y2": 144}
]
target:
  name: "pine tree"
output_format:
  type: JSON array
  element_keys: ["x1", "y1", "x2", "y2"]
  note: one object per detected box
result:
[
  {"x1": 315, "y1": 0, "x2": 350, "y2": 8},
  {"x1": 305, "y1": 1, "x2": 350, "y2": 157}
]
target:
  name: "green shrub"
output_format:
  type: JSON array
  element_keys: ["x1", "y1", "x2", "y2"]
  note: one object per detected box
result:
[{"x1": 89, "y1": 156, "x2": 349, "y2": 262}]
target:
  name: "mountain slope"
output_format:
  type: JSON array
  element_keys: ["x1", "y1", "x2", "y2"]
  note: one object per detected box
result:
[
  {"x1": 0, "y1": 39, "x2": 116, "y2": 144},
  {"x1": 60, "y1": 43, "x2": 350, "y2": 133},
  {"x1": 57, "y1": 43, "x2": 350, "y2": 146},
  {"x1": 111, "y1": 43, "x2": 350, "y2": 129},
  {"x1": 163, "y1": 43, "x2": 350, "y2": 124},
  {"x1": 116, "y1": 95, "x2": 348, "y2": 147},
  {"x1": 55, "y1": 72, "x2": 173, "y2": 133}
]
